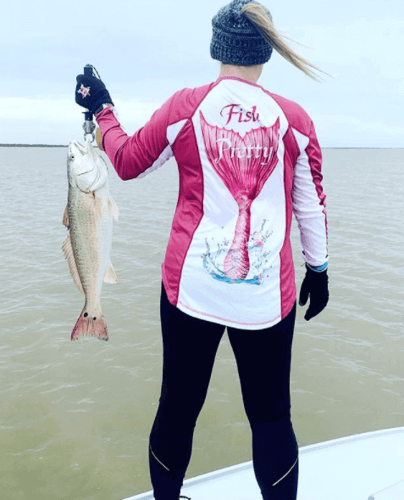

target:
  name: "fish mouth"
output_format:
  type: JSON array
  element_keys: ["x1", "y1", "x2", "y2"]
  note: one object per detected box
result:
[
  {"x1": 72, "y1": 140, "x2": 88, "y2": 155},
  {"x1": 68, "y1": 136, "x2": 93, "y2": 156}
]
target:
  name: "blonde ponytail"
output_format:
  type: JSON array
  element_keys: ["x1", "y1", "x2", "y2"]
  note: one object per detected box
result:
[{"x1": 240, "y1": 2, "x2": 329, "y2": 82}]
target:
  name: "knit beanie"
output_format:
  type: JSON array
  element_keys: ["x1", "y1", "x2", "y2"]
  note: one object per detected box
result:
[{"x1": 210, "y1": 0, "x2": 273, "y2": 66}]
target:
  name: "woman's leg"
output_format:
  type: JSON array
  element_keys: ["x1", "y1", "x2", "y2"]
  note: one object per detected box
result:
[
  {"x1": 227, "y1": 304, "x2": 298, "y2": 500},
  {"x1": 149, "y1": 282, "x2": 226, "y2": 500}
]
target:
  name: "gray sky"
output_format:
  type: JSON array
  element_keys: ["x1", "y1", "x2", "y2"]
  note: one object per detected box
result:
[{"x1": 1, "y1": 0, "x2": 403, "y2": 146}]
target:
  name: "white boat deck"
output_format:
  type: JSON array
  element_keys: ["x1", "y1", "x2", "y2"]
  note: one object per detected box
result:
[{"x1": 122, "y1": 427, "x2": 404, "y2": 500}]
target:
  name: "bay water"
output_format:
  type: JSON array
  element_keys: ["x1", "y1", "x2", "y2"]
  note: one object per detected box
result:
[{"x1": 0, "y1": 147, "x2": 403, "y2": 500}]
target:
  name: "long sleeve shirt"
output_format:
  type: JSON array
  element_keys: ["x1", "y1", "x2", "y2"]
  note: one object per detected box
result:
[{"x1": 96, "y1": 75, "x2": 328, "y2": 330}]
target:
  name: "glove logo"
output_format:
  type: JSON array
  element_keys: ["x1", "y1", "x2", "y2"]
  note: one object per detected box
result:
[{"x1": 77, "y1": 84, "x2": 91, "y2": 99}]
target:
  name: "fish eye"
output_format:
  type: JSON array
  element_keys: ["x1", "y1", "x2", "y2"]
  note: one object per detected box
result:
[{"x1": 70, "y1": 154, "x2": 75, "y2": 160}]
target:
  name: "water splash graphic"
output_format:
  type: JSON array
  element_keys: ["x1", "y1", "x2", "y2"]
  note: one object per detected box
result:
[{"x1": 202, "y1": 219, "x2": 274, "y2": 285}]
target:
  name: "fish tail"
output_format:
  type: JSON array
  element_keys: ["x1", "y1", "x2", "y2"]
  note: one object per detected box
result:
[{"x1": 71, "y1": 308, "x2": 108, "y2": 341}]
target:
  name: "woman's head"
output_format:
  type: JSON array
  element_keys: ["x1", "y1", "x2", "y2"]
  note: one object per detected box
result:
[
  {"x1": 211, "y1": 0, "x2": 328, "y2": 82},
  {"x1": 211, "y1": 0, "x2": 273, "y2": 67}
]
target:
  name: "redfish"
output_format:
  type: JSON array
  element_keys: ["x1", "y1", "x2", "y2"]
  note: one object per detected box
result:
[{"x1": 62, "y1": 137, "x2": 118, "y2": 341}]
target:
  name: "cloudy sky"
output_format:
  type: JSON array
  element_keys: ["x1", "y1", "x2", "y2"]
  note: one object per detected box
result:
[{"x1": 1, "y1": 0, "x2": 403, "y2": 147}]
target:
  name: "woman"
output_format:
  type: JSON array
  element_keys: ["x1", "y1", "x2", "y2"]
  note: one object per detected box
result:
[{"x1": 75, "y1": 1, "x2": 329, "y2": 498}]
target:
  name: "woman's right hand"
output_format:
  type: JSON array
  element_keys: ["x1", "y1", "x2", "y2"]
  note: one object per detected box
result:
[{"x1": 75, "y1": 74, "x2": 114, "y2": 115}]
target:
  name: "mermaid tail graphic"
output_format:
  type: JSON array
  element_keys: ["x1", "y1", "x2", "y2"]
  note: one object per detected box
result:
[{"x1": 200, "y1": 110, "x2": 280, "y2": 281}]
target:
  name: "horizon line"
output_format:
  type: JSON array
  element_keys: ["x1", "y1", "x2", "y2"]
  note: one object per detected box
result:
[{"x1": 0, "y1": 144, "x2": 403, "y2": 150}]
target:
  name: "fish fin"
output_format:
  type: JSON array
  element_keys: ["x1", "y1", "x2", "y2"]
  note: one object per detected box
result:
[
  {"x1": 62, "y1": 235, "x2": 85, "y2": 295},
  {"x1": 62, "y1": 206, "x2": 69, "y2": 229},
  {"x1": 109, "y1": 197, "x2": 119, "y2": 222},
  {"x1": 71, "y1": 311, "x2": 108, "y2": 341},
  {"x1": 104, "y1": 262, "x2": 118, "y2": 284}
]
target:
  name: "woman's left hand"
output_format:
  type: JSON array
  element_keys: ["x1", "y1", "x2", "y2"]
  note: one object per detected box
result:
[
  {"x1": 299, "y1": 265, "x2": 329, "y2": 321},
  {"x1": 75, "y1": 74, "x2": 114, "y2": 114}
]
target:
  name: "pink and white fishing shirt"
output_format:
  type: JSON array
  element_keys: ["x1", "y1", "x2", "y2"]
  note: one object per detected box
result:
[{"x1": 96, "y1": 75, "x2": 328, "y2": 330}]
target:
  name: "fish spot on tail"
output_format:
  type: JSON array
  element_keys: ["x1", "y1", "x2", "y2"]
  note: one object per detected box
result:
[{"x1": 71, "y1": 314, "x2": 108, "y2": 342}]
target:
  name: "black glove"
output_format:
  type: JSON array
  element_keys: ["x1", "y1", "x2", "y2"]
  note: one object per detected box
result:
[
  {"x1": 299, "y1": 264, "x2": 329, "y2": 321},
  {"x1": 75, "y1": 74, "x2": 114, "y2": 114}
]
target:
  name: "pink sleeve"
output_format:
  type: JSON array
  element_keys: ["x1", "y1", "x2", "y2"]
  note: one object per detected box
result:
[
  {"x1": 95, "y1": 95, "x2": 176, "y2": 180},
  {"x1": 292, "y1": 120, "x2": 328, "y2": 267}
]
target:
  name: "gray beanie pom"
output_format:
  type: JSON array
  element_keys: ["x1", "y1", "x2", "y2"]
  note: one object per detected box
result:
[{"x1": 210, "y1": 0, "x2": 273, "y2": 66}]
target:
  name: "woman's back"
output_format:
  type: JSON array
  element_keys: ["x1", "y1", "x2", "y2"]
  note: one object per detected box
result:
[{"x1": 97, "y1": 74, "x2": 327, "y2": 329}]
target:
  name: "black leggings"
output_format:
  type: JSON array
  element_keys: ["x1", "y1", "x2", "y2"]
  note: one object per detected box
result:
[{"x1": 149, "y1": 282, "x2": 298, "y2": 500}]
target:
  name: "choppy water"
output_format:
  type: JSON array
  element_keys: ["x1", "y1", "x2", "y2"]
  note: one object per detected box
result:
[{"x1": 0, "y1": 147, "x2": 403, "y2": 500}]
